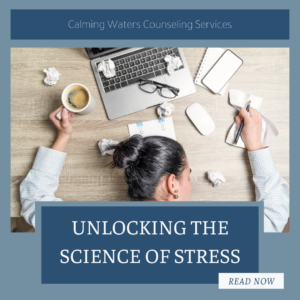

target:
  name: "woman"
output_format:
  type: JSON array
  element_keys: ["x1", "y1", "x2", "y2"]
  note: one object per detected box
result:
[{"x1": 20, "y1": 106, "x2": 289, "y2": 232}]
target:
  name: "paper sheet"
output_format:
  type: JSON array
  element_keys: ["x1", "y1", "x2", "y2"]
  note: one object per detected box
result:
[
  {"x1": 226, "y1": 89, "x2": 279, "y2": 148},
  {"x1": 128, "y1": 117, "x2": 176, "y2": 141}
]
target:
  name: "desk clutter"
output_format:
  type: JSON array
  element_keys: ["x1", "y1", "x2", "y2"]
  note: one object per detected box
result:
[
  {"x1": 97, "y1": 53, "x2": 184, "y2": 80},
  {"x1": 10, "y1": 47, "x2": 289, "y2": 219},
  {"x1": 44, "y1": 49, "x2": 279, "y2": 151},
  {"x1": 93, "y1": 47, "x2": 280, "y2": 187},
  {"x1": 43, "y1": 47, "x2": 279, "y2": 188}
]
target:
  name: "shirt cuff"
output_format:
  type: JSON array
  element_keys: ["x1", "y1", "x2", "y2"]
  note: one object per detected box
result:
[
  {"x1": 32, "y1": 146, "x2": 67, "y2": 177},
  {"x1": 248, "y1": 147, "x2": 277, "y2": 176}
]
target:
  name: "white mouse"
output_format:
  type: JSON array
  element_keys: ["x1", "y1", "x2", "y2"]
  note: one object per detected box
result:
[{"x1": 186, "y1": 103, "x2": 215, "y2": 135}]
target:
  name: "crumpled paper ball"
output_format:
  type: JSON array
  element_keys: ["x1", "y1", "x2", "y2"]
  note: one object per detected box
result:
[
  {"x1": 98, "y1": 139, "x2": 119, "y2": 156},
  {"x1": 43, "y1": 68, "x2": 62, "y2": 86},
  {"x1": 97, "y1": 59, "x2": 116, "y2": 78},
  {"x1": 157, "y1": 102, "x2": 175, "y2": 118},
  {"x1": 164, "y1": 55, "x2": 183, "y2": 75},
  {"x1": 207, "y1": 171, "x2": 225, "y2": 187}
]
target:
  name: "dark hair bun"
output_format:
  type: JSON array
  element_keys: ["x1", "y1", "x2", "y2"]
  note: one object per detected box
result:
[
  {"x1": 108, "y1": 135, "x2": 186, "y2": 201},
  {"x1": 112, "y1": 135, "x2": 144, "y2": 169}
]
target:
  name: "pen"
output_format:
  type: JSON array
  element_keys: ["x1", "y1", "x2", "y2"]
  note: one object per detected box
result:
[{"x1": 233, "y1": 100, "x2": 251, "y2": 145}]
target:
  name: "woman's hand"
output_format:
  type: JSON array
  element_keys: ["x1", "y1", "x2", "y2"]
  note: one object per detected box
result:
[
  {"x1": 234, "y1": 107, "x2": 264, "y2": 152},
  {"x1": 49, "y1": 106, "x2": 75, "y2": 139},
  {"x1": 49, "y1": 106, "x2": 75, "y2": 152}
]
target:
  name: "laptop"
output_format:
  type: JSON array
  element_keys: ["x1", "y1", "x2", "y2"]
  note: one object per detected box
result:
[{"x1": 85, "y1": 48, "x2": 196, "y2": 120}]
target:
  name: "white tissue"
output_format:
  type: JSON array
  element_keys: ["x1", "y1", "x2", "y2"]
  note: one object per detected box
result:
[
  {"x1": 43, "y1": 68, "x2": 61, "y2": 86},
  {"x1": 98, "y1": 139, "x2": 119, "y2": 156},
  {"x1": 207, "y1": 171, "x2": 225, "y2": 187},
  {"x1": 226, "y1": 89, "x2": 279, "y2": 148},
  {"x1": 97, "y1": 59, "x2": 116, "y2": 78},
  {"x1": 157, "y1": 102, "x2": 175, "y2": 118},
  {"x1": 164, "y1": 55, "x2": 183, "y2": 75}
]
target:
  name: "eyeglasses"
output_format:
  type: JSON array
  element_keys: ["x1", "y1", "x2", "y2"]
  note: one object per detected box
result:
[{"x1": 139, "y1": 79, "x2": 180, "y2": 99}]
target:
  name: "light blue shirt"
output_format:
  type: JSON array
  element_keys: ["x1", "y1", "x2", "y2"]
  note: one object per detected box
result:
[{"x1": 20, "y1": 146, "x2": 289, "y2": 232}]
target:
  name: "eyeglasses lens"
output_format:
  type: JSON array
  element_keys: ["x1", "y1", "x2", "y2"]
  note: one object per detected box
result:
[
  {"x1": 160, "y1": 87, "x2": 177, "y2": 98},
  {"x1": 140, "y1": 82, "x2": 157, "y2": 93}
]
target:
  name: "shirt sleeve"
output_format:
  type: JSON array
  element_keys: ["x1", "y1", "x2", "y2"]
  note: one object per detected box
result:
[
  {"x1": 248, "y1": 148, "x2": 289, "y2": 232},
  {"x1": 20, "y1": 146, "x2": 67, "y2": 228}
]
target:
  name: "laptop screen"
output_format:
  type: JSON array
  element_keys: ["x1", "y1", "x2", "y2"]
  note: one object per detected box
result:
[{"x1": 85, "y1": 48, "x2": 129, "y2": 60}]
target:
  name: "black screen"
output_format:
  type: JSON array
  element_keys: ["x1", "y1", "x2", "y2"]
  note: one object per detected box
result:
[{"x1": 84, "y1": 48, "x2": 128, "y2": 60}]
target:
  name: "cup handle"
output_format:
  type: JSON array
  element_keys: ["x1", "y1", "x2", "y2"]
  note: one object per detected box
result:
[
  {"x1": 56, "y1": 108, "x2": 63, "y2": 120},
  {"x1": 56, "y1": 107, "x2": 71, "y2": 120}
]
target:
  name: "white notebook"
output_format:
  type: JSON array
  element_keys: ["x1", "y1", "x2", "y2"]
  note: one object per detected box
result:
[
  {"x1": 194, "y1": 48, "x2": 228, "y2": 96},
  {"x1": 128, "y1": 117, "x2": 176, "y2": 140}
]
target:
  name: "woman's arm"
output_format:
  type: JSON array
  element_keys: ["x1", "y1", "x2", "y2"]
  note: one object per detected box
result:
[
  {"x1": 248, "y1": 148, "x2": 289, "y2": 232},
  {"x1": 235, "y1": 107, "x2": 289, "y2": 232},
  {"x1": 20, "y1": 146, "x2": 67, "y2": 227},
  {"x1": 20, "y1": 107, "x2": 74, "y2": 227}
]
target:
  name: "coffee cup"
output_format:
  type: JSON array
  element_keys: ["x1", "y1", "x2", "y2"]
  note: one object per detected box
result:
[{"x1": 56, "y1": 83, "x2": 96, "y2": 120}]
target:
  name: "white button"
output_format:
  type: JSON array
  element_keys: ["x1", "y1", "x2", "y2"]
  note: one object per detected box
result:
[{"x1": 219, "y1": 273, "x2": 284, "y2": 289}]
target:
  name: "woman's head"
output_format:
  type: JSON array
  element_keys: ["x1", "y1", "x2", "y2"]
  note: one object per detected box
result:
[{"x1": 109, "y1": 135, "x2": 191, "y2": 201}]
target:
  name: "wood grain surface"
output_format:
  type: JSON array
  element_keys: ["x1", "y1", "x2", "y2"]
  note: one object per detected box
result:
[{"x1": 11, "y1": 48, "x2": 289, "y2": 217}]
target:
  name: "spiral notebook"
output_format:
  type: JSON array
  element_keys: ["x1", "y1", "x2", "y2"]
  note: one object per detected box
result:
[
  {"x1": 194, "y1": 48, "x2": 229, "y2": 96},
  {"x1": 128, "y1": 117, "x2": 177, "y2": 141}
]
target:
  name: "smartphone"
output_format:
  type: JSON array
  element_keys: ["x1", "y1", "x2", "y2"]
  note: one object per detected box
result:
[{"x1": 202, "y1": 50, "x2": 243, "y2": 94}]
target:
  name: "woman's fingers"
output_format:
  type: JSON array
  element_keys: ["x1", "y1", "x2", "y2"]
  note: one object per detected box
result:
[
  {"x1": 249, "y1": 107, "x2": 258, "y2": 118},
  {"x1": 49, "y1": 105, "x2": 64, "y2": 120},
  {"x1": 239, "y1": 107, "x2": 250, "y2": 121},
  {"x1": 61, "y1": 108, "x2": 71, "y2": 129},
  {"x1": 235, "y1": 115, "x2": 242, "y2": 128},
  {"x1": 67, "y1": 111, "x2": 74, "y2": 121}
]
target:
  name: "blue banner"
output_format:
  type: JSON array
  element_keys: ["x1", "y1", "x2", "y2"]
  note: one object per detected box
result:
[
  {"x1": 11, "y1": 9, "x2": 289, "y2": 40},
  {"x1": 41, "y1": 206, "x2": 259, "y2": 284}
]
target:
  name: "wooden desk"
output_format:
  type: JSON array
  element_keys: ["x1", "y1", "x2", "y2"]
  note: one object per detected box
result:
[{"x1": 11, "y1": 48, "x2": 289, "y2": 217}]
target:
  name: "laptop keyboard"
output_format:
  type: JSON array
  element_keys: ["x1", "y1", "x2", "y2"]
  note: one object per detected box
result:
[{"x1": 98, "y1": 48, "x2": 184, "y2": 93}]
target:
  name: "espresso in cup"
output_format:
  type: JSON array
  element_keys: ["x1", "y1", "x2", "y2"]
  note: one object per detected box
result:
[
  {"x1": 56, "y1": 83, "x2": 96, "y2": 120},
  {"x1": 65, "y1": 85, "x2": 89, "y2": 111}
]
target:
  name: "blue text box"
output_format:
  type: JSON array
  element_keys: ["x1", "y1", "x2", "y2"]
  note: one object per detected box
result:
[
  {"x1": 41, "y1": 206, "x2": 259, "y2": 284},
  {"x1": 11, "y1": 9, "x2": 289, "y2": 40}
]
